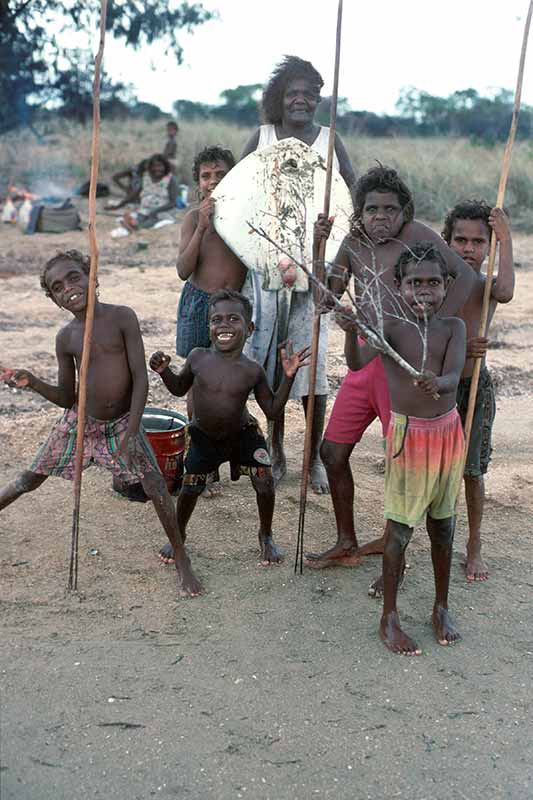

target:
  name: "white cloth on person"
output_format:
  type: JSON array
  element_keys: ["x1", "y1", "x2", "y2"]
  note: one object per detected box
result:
[{"x1": 241, "y1": 124, "x2": 338, "y2": 399}]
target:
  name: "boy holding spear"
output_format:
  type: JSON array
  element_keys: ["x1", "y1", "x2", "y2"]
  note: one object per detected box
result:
[
  {"x1": 0, "y1": 251, "x2": 202, "y2": 598},
  {"x1": 442, "y1": 201, "x2": 514, "y2": 581}
]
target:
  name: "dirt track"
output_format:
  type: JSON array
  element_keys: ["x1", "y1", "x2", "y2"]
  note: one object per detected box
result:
[{"x1": 1, "y1": 205, "x2": 532, "y2": 799}]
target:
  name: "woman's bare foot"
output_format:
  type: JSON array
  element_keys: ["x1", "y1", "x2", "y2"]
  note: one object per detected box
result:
[
  {"x1": 158, "y1": 543, "x2": 175, "y2": 564},
  {"x1": 309, "y1": 458, "x2": 330, "y2": 494},
  {"x1": 356, "y1": 535, "x2": 385, "y2": 557},
  {"x1": 465, "y1": 544, "x2": 489, "y2": 582},
  {"x1": 259, "y1": 533, "x2": 283, "y2": 566},
  {"x1": 432, "y1": 605, "x2": 461, "y2": 646},
  {"x1": 304, "y1": 540, "x2": 360, "y2": 570},
  {"x1": 202, "y1": 480, "x2": 223, "y2": 499},
  {"x1": 380, "y1": 611, "x2": 421, "y2": 656}
]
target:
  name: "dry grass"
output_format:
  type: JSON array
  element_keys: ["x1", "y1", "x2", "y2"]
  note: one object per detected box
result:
[{"x1": 2, "y1": 117, "x2": 533, "y2": 227}]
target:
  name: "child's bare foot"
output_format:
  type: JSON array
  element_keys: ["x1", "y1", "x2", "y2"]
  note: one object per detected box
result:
[
  {"x1": 380, "y1": 612, "x2": 421, "y2": 656},
  {"x1": 259, "y1": 533, "x2": 283, "y2": 566},
  {"x1": 368, "y1": 573, "x2": 384, "y2": 597},
  {"x1": 465, "y1": 545, "x2": 489, "y2": 582},
  {"x1": 369, "y1": 565, "x2": 406, "y2": 598},
  {"x1": 176, "y1": 562, "x2": 203, "y2": 597},
  {"x1": 304, "y1": 540, "x2": 360, "y2": 570},
  {"x1": 158, "y1": 543, "x2": 175, "y2": 564},
  {"x1": 202, "y1": 480, "x2": 223, "y2": 499},
  {"x1": 432, "y1": 605, "x2": 461, "y2": 646},
  {"x1": 309, "y1": 458, "x2": 330, "y2": 494}
]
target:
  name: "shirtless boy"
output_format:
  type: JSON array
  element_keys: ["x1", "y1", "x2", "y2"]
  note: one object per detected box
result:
[
  {"x1": 176, "y1": 146, "x2": 247, "y2": 358},
  {"x1": 442, "y1": 200, "x2": 515, "y2": 582},
  {"x1": 339, "y1": 243, "x2": 466, "y2": 655},
  {"x1": 176, "y1": 146, "x2": 248, "y2": 497},
  {"x1": 150, "y1": 290, "x2": 309, "y2": 570},
  {"x1": 305, "y1": 165, "x2": 474, "y2": 573},
  {"x1": 0, "y1": 250, "x2": 201, "y2": 598}
]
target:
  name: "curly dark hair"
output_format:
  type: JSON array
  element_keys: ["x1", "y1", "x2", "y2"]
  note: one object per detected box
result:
[
  {"x1": 441, "y1": 199, "x2": 493, "y2": 243},
  {"x1": 350, "y1": 164, "x2": 414, "y2": 237},
  {"x1": 394, "y1": 241, "x2": 448, "y2": 284},
  {"x1": 40, "y1": 250, "x2": 90, "y2": 297},
  {"x1": 261, "y1": 55, "x2": 324, "y2": 125},
  {"x1": 147, "y1": 153, "x2": 171, "y2": 176},
  {"x1": 192, "y1": 146, "x2": 236, "y2": 184},
  {"x1": 208, "y1": 289, "x2": 253, "y2": 325}
]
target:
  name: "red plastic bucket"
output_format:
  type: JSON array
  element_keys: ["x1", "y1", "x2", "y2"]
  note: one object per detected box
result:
[{"x1": 142, "y1": 407, "x2": 187, "y2": 494}]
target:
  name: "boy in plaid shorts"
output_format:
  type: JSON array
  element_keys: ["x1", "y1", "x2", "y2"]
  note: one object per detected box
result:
[{"x1": 0, "y1": 250, "x2": 201, "y2": 597}]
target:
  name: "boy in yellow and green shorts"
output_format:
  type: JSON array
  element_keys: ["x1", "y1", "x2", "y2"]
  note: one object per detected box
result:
[{"x1": 336, "y1": 242, "x2": 466, "y2": 656}]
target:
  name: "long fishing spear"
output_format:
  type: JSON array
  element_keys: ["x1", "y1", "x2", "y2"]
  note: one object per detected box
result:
[
  {"x1": 294, "y1": 0, "x2": 344, "y2": 574},
  {"x1": 68, "y1": 0, "x2": 108, "y2": 591},
  {"x1": 462, "y1": 1, "x2": 532, "y2": 460}
]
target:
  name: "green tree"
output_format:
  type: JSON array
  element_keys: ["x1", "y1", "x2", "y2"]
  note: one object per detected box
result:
[{"x1": 0, "y1": 1, "x2": 215, "y2": 132}]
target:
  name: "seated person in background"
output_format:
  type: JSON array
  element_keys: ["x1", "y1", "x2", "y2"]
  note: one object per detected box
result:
[
  {"x1": 150, "y1": 290, "x2": 310, "y2": 571},
  {"x1": 442, "y1": 200, "x2": 515, "y2": 583},
  {"x1": 107, "y1": 158, "x2": 148, "y2": 210},
  {"x1": 121, "y1": 154, "x2": 178, "y2": 231}
]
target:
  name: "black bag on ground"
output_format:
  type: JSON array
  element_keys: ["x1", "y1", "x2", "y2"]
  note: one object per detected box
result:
[{"x1": 25, "y1": 200, "x2": 82, "y2": 234}]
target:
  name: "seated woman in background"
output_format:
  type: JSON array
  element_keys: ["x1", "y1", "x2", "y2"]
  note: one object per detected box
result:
[{"x1": 120, "y1": 154, "x2": 178, "y2": 232}]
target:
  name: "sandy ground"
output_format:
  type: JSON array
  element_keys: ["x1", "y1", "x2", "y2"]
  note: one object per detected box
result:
[{"x1": 1, "y1": 203, "x2": 532, "y2": 800}]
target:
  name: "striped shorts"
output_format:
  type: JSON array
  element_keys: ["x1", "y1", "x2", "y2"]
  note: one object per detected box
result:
[
  {"x1": 30, "y1": 407, "x2": 160, "y2": 485},
  {"x1": 384, "y1": 407, "x2": 465, "y2": 527}
]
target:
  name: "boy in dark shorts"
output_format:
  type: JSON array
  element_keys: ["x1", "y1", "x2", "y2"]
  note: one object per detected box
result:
[
  {"x1": 0, "y1": 250, "x2": 201, "y2": 598},
  {"x1": 442, "y1": 200, "x2": 515, "y2": 582},
  {"x1": 176, "y1": 146, "x2": 248, "y2": 497},
  {"x1": 150, "y1": 290, "x2": 310, "y2": 571},
  {"x1": 337, "y1": 243, "x2": 466, "y2": 655},
  {"x1": 176, "y1": 146, "x2": 247, "y2": 358},
  {"x1": 305, "y1": 165, "x2": 474, "y2": 574}
]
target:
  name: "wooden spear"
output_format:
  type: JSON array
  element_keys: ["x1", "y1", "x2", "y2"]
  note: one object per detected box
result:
[
  {"x1": 462, "y1": 1, "x2": 532, "y2": 460},
  {"x1": 68, "y1": 0, "x2": 108, "y2": 591},
  {"x1": 295, "y1": 0, "x2": 344, "y2": 574}
]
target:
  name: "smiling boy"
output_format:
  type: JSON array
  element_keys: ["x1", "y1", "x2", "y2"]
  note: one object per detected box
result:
[
  {"x1": 176, "y1": 146, "x2": 247, "y2": 358},
  {"x1": 305, "y1": 165, "x2": 474, "y2": 574},
  {"x1": 0, "y1": 250, "x2": 201, "y2": 598},
  {"x1": 442, "y1": 200, "x2": 515, "y2": 582},
  {"x1": 151, "y1": 290, "x2": 310, "y2": 572},
  {"x1": 338, "y1": 242, "x2": 466, "y2": 655}
]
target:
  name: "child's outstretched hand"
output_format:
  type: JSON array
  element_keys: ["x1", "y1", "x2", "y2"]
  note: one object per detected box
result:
[
  {"x1": 0, "y1": 366, "x2": 32, "y2": 389},
  {"x1": 414, "y1": 370, "x2": 440, "y2": 399},
  {"x1": 313, "y1": 213, "x2": 334, "y2": 245},
  {"x1": 466, "y1": 336, "x2": 489, "y2": 359},
  {"x1": 149, "y1": 351, "x2": 171, "y2": 373},
  {"x1": 489, "y1": 207, "x2": 511, "y2": 242},
  {"x1": 280, "y1": 341, "x2": 311, "y2": 379},
  {"x1": 335, "y1": 305, "x2": 359, "y2": 333},
  {"x1": 198, "y1": 197, "x2": 215, "y2": 232}
]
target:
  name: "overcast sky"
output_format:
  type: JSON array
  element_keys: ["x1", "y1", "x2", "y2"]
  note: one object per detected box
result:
[{"x1": 102, "y1": 0, "x2": 533, "y2": 115}]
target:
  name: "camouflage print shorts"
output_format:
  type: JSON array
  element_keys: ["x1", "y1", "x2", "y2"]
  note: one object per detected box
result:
[{"x1": 457, "y1": 368, "x2": 496, "y2": 477}]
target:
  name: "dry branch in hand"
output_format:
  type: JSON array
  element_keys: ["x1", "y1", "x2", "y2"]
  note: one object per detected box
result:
[{"x1": 247, "y1": 221, "x2": 433, "y2": 383}]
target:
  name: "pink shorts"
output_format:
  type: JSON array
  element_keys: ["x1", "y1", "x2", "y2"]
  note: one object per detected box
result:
[{"x1": 324, "y1": 356, "x2": 391, "y2": 445}]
